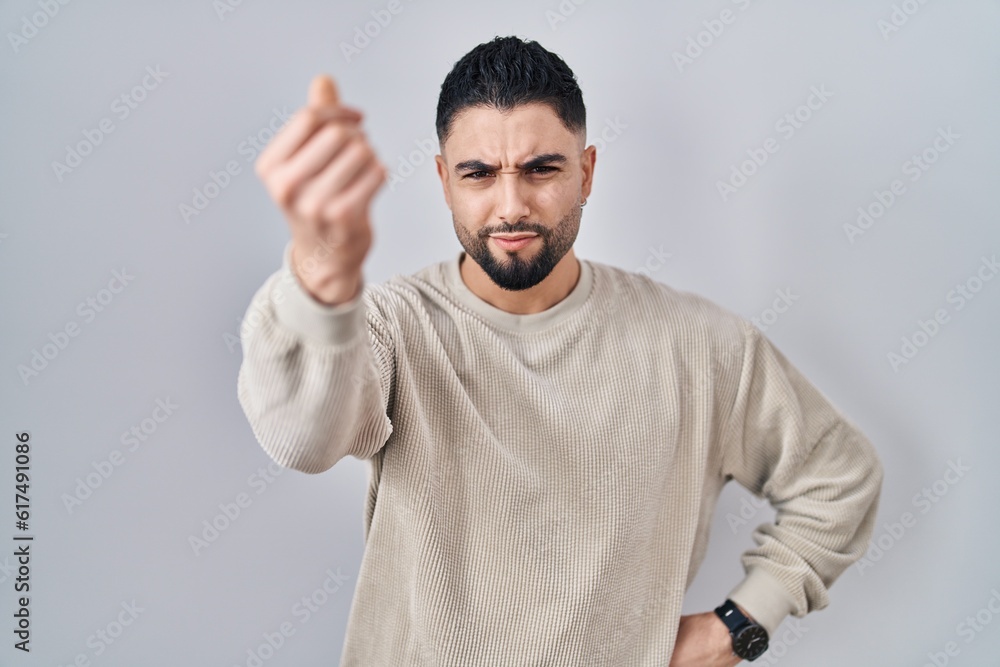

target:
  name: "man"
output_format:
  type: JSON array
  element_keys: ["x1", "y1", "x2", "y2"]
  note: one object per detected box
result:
[{"x1": 237, "y1": 36, "x2": 883, "y2": 666}]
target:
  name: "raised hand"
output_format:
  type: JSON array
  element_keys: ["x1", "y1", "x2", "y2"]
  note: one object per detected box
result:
[{"x1": 255, "y1": 74, "x2": 387, "y2": 305}]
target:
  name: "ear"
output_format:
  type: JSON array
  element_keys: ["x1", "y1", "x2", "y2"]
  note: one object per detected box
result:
[
  {"x1": 435, "y1": 153, "x2": 452, "y2": 210},
  {"x1": 580, "y1": 143, "x2": 596, "y2": 202}
]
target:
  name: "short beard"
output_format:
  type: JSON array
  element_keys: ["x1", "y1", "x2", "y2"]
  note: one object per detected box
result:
[{"x1": 453, "y1": 202, "x2": 582, "y2": 291}]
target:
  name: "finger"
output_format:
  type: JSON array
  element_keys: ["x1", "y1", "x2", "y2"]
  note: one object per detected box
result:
[
  {"x1": 281, "y1": 113, "x2": 363, "y2": 183},
  {"x1": 255, "y1": 106, "x2": 362, "y2": 176},
  {"x1": 295, "y1": 137, "x2": 375, "y2": 221},
  {"x1": 308, "y1": 74, "x2": 339, "y2": 109},
  {"x1": 315, "y1": 106, "x2": 363, "y2": 123},
  {"x1": 269, "y1": 124, "x2": 364, "y2": 209},
  {"x1": 321, "y1": 158, "x2": 387, "y2": 223}
]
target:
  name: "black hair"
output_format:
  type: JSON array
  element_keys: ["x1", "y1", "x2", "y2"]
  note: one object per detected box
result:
[{"x1": 435, "y1": 35, "x2": 586, "y2": 147}]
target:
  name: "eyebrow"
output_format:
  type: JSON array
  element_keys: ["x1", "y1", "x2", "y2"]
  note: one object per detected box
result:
[{"x1": 454, "y1": 153, "x2": 568, "y2": 175}]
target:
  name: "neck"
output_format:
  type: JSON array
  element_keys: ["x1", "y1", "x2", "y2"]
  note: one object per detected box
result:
[{"x1": 458, "y1": 249, "x2": 581, "y2": 315}]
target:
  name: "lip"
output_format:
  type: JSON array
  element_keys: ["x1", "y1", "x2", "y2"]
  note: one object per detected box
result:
[{"x1": 490, "y1": 235, "x2": 537, "y2": 251}]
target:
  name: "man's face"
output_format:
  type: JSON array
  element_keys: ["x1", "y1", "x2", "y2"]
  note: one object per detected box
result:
[{"x1": 435, "y1": 102, "x2": 595, "y2": 291}]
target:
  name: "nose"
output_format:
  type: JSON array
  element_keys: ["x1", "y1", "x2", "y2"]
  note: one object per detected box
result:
[{"x1": 494, "y1": 171, "x2": 532, "y2": 226}]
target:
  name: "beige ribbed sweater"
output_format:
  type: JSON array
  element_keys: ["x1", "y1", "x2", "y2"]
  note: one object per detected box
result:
[{"x1": 236, "y1": 241, "x2": 883, "y2": 666}]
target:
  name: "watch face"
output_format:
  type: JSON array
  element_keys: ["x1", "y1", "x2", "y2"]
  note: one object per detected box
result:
[{"x1": 733, "y1": 625, "x2": 769, "y2": 660}]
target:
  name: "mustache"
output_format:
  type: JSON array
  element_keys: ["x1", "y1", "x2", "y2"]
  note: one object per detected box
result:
[{"x1": 480, "y1": 224, "x2": 546, "y2": 237}]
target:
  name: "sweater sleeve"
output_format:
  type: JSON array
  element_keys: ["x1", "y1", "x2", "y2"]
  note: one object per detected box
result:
[
  {"x1": 236, "y1": 240, "x2": 395, "y2": 473},
  {"x1": 718, "y1": 320, "x2": 884, "y2": 637}
]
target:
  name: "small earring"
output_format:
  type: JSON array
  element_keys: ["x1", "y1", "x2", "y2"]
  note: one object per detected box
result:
[{"x1": 580, "y1": 198, "x2": 588, "y2": 208}]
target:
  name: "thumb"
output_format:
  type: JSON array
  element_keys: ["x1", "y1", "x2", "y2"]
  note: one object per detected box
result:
[{"x1": 308, "y1": 74, "x2": 339, "y2": 108}]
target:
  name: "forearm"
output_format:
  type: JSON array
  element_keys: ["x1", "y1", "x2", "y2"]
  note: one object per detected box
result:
[
  {"x1": 236, "y1": 248, "x2": 393, "y2": 472},
  {"x1": 720, "y1": 322, "x2": 885, "y2": 634}
]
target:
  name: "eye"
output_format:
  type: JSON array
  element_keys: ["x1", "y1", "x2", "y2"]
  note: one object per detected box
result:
[
  {"x1": 464, "y1": 170, "x2": 492, "y2": 180},
  {"x1": 530, "y1": 166, "x2": 558, "y2": 175}
]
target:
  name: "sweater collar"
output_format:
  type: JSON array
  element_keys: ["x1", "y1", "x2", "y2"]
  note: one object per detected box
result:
[{"x1": 442, "y1": 251, "x2": 594, "y2": 333}]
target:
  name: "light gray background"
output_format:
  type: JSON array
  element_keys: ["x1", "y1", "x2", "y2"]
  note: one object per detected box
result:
[{"x1": 1, "y1": 1, "x2": 998, "y2": 665}]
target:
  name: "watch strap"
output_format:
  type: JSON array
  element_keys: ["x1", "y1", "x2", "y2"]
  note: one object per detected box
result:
[{"x1": 714, "y1": 598, "x2": 750, "y2": 633}]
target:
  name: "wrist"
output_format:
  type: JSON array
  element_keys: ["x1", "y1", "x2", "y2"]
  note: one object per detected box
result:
[
  {"x1": 733, "y1": 602, "x2": 756, "y2": 624},
  {"x1": 274, "y1": 240, "x2": 368, "y2": 346},
  {"x1": 715, "y1": 598, "x2": 770, "y2": 662},
  {"x1": 726, "y1": 567, "x2": 798, "y2": 637},
  {"x1": 309, "y1": 273, "x2": 363, "y2": 306},
  {"x1": 290, "y1": 246, "x2": 363, "y2": 306}
]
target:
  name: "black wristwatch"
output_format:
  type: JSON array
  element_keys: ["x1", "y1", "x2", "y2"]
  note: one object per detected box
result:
[{"x1": 714, "y1": 598, "x2": 769, "y2": 662}]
